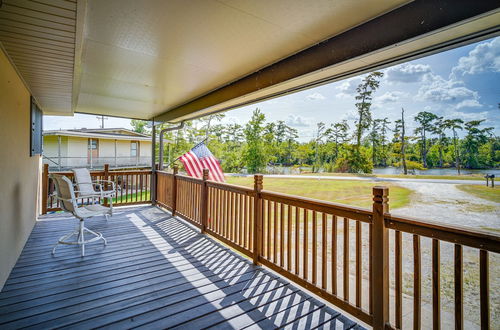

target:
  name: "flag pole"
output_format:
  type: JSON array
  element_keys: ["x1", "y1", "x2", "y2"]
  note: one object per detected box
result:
[{"x1": 164, "y1": 137, "x2": 209, "y2": 170}]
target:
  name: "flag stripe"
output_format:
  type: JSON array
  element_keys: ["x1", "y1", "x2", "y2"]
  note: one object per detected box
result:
[{"x1": 179, "y1": 142, "x2": 225, "y2": 182}]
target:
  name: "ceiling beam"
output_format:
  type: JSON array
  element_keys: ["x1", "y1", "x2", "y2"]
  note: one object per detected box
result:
[{"x1": 154, "y1": 0, "x2": 500, "y2": 123}]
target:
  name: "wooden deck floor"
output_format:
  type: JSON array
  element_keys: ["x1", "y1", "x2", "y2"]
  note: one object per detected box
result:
[{"x1": 0, "y1": 206, "x2": 363, "y2": 329}]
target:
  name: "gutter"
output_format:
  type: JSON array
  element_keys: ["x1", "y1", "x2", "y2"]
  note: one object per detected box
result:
[{"x1": 158, "y1": 122, "x2": 185, "y2": 170}]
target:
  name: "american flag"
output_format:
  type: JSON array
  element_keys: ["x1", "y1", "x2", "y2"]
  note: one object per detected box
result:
[{"x1": 179, "y1": 142, "x2": 225, "y2": 182}]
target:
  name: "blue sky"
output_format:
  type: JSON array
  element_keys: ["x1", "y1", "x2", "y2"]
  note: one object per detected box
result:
[{"x1": 45, "y1": 37, "x2": 500, "y2": 141}]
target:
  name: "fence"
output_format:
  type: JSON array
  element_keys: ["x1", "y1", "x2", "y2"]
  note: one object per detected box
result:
[
  {"x1": 43, "y1": 155, "x2": 151, "y2": 170},
  {"x1": 155, "y1": 166, "x2": 500, "y2": 330},
  {"x1": 42, "y1": 164, "x2": 152, "y2": 213}
]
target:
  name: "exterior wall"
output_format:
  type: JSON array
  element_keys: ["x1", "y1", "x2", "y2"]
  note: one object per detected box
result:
[
  {"x1": 0, "y1": 47, "x2": 40, "y2": 289},
  {"x1": 43, "y1": 136, "x2": 152, "y2": 168}
]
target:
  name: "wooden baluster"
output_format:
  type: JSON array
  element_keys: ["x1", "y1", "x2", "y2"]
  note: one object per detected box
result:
[
  {"x1": 172, "y1": 165, "x2": 178, "y2": 216},
  {"x1": 295, "y1": 207, "x2": 300, "y2": 275},
  {"x1": 312, "y1": 211, "x2": 317, "y2": 285},
  {"x1": 356, "y1": 220, "x2": 361, "y2": 308},
  {"x1": 480, "y1": 250, "x2": 490, "y2": 330},
  {"x1": 287, "y1": 205, "x2": 292, "y2": 271},
  {"x1": 126, "y1": 175, "x2": 129, "y2": 203},
  {"x1": 243, "y1": 195, "x2": 248, "y2": 248},
  {"x1": 455, "y1": 244, "x2": 463, "y2": 330},
  {"x1": 252, "y1": 174, "x2": 263, "y2": 265},
  {"x1": 343, "y1": 217, "x2": 349, "y2": 301},
  {"x1": 280, "y1": 203, "x2": 285, "y2": 267},
  {"x1": 321, "y1": 213, "x2": 327, "y2": 290},
  {"x1": 103, "y1": 164, "x2": 109, "y2": 206},
  {"x1": 201, "y1": 169, "x2": 209, "y2": 234},
  {"x1": 303, "y1": 210, "x2": 308, "y2": 280},
  {"x1": 42, "y1": 163, "x2": 49, "y2": 214},
  {"x1": 433, "y1": 239, "x2": 440, "y2": 329},
  {"x1": 395, "y1": 230, "x2": 402, "y2": 329},
  {"x1": 414, "y1": 235, "x2": 421, "y2": 330},
  {"x1": 372, "y1": 186, "x2": 389, "y2": 330},
  {"x1": 238, "y1": 194, "x2": 243, "y2": 245},
  {"x1": 267, "y1": 200, "x2": 271, "y2": 259},
  {"x1": 332, "y1": 215, "x2": 338, "y2": 295},
  {"x1": 274, "y1": 201, "x2": 278, "y2": 263}
]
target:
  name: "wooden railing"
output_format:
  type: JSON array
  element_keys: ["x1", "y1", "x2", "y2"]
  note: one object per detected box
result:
[
  {"x1": 42, "y1": 164, "x2": 152, "y2": 213},
  {"x1": 155, "y1": 167, "x2": 499, "y2": 329}
]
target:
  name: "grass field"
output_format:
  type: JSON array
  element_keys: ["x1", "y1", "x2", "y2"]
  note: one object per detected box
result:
[
  {"x1": 112, "y1": 191, "x2": 150, "y2": 203},
  {"x1": 226, "y1": 176, "x2": 412, "y2": 209},
  {"x1": 457, "y1": 185, "x2": 500, "y2": 203},
  {"x1": 299, "y1": 172, "x2": 485, "y2": 181}
]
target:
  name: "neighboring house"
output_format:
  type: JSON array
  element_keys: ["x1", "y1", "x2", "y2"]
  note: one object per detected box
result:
[{"x1": 43, "y1": 128, "x2": 152, "y2": 169}]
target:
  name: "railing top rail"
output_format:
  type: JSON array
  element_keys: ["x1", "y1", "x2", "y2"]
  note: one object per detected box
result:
[
  {"x1": 176, "y1": 174, "x2": 204, "y2": 184},
  {"x1": 261, "y1": 189, "x2": 372, "y2": 223},
  {"x1": 156, "y1": 170, "x2": 174, "y2": 175},
  {"x1": 206, "y1": 180, "x2": 255, "y2": 194},
  {"x1": 385, "y1": 213, "x2": 500, "y2": 253}
]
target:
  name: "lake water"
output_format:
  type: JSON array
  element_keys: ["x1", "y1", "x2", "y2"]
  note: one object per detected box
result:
[
  {"x1": 373, "y1": 167, "x2": 500, "y2": 176},
  {"x1": 264, "y1": 165, "x2": 499, "y2": 176}
]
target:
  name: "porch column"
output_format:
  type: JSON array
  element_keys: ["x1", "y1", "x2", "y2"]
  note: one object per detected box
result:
[
  {"x1": 151, "y1": 123, "x2": 156, "y2": 204},
  {"x1": 89, "y1": 138, "x2": 93, "y2": 169},
  {"x1": 57, "y1": 135, "x2": 61, "y2": 171},
  {"x1": 114, "y1": 139, "x2": 117, "y2": 168}
]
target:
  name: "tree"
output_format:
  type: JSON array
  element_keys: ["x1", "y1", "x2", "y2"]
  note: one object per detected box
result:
[
  {"x1": 462, "y1": 120, "x2": 493, "y2": 169},
  {"x1": 414, "y1": 111, "x2": 438, "y2": 167},
  {"x1": 354, "y1": 72, "x2": 384, "y2": 150},
  {"x1": 130, "y1": 119, "x2": 149, "y2": 134},
  {"x1": 394, "y1": 108, "x2": 408, "y2": 174},
  {"x1": 369, "y1": 119, "x2": 382, "y2": 165},
  {"x1": 328, "y1": 120, "x2": 350, "y2": 163},
  {"x1": 443, "y1": 118, "x2": 463, "y2": 174},
  {"x1": 431, "y1": 117, "x2": 447, "y2": 168},
  {"x1": 313, "y1": 122, "x2": 327, "y2": 172},
  {"x1": 379, "y1": 118, "x2": 391, "y2": 166},
  {"x1": 202, "y1": 113, "x2": 225, "y2": 140},
  {"x1": 243, "y1": 109, "x2": 268, "y2": 173}
]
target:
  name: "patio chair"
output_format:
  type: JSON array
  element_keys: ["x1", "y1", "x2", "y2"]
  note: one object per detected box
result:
[
  {"x1": 50, "y1": 174, "x2": 110, "y2": 257},
  {"x1": 72, "y1": 167, "x2": 116, "y2": 216}
]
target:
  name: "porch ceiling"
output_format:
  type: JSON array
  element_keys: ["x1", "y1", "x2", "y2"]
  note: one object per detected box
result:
[{"x1": 0, "y1": 1, "x2": 499, "y2": 121}]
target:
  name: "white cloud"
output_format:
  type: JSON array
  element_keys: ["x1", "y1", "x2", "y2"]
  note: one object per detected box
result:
[
  {"x1": 385, "y1": 63, "x2": 431, "y2": 83},
  {"x1": 306, "y1": 92, "x2": 326, "y2": 100},
  {"x1": 455, "y1": 99, "x2": 482, "y2": 110},
  {"x1": 285, "y1": 114, "x2": 311, "y2": 127},
  {"x1": 451, "y1": 37, "x2": 500, "y2": 76},
  {"x1": 335, "y1": 77, "x2": 362, "y2": 99},
  {"x1": 375, "y1": 91, "x2": 408, "y2": 104},
  {"x1": 415, "y1": 73, "x2": 482, "y2": 109}
]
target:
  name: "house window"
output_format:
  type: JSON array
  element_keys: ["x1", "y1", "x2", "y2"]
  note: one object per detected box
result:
[
  {"x1": 131, "y1": 141, "x2": 138, "y2": 157},
  {"x1": 88, "y1": 139, "x2": 98, "y2": 150}
]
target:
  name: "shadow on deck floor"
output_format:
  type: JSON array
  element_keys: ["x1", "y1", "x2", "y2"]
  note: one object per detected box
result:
[{"x1": 0, "y1": 205, "x2": 363, "y2": 329}]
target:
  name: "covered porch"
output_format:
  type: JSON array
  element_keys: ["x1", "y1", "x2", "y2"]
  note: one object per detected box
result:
[{"x1": 0, "y1": 205, "x2": 357, "y2": 329}]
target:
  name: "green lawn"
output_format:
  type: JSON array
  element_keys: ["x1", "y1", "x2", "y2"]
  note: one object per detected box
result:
[
  {"x1": 457, "y1": 185, "x2": 500, "y2": 203},
  {"x1": 299, "y1": 172, "x2": 485, "y2": 181},
  {"x1": 226, "y1": 177, "x2": 411, "y2": 209},
  {"x1": 112, "y1": 191, "x2": 150, "y2": 203}
]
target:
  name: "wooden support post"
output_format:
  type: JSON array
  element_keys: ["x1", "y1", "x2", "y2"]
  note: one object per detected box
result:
[
  {"x1": 42, "y1": 163, "x2": 49, "y2": 215},
  {"x1": 103, "y1": 164, "x2": 109, "y2": 206},
  {"x1": 172, "y1": 165, "x2": 179, "y2": 216},
  {"x1": 253, "y1": 174, "x2": 263, "y2": 265},
  {"x1": 372, "y1": 186, "x2": 389, "y2": 330},
  {"x1": 201, "y1": 168, "x2": 209, "y2": 234}
]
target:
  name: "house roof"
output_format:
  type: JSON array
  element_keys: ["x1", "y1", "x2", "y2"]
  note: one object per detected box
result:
[
  {"x1": 0, "y1": 0, "x2": 498, "y2": 122},
  {"x1": 43, "y1": 128, "x2": 153, "y2": 141}
]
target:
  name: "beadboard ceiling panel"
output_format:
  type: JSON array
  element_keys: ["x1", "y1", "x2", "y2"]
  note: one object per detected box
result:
[{"x1": 0, "y1": 0, "x2": 76, "y2": 114}]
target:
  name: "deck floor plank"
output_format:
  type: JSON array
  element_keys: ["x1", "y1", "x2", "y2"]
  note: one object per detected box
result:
[{"x1": 0, "y1": 206, "x2": 361, "y2": 329}]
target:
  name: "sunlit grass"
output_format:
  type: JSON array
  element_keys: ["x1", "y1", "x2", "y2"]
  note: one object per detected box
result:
[
  {"x1": 457, "y1": 184, "x2": 500, "y2": 203},
  {"x1": 226, "y1": 176, "x2": 412, "y2": 209}
]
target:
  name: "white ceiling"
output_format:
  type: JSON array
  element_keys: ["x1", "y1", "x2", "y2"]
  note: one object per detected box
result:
[
  {"x1": 0, "y1": 0, "x2": 498, "y2": 122},
  {"x1": 74, "y1": 0, "x2": 409, "y2": 119}
]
